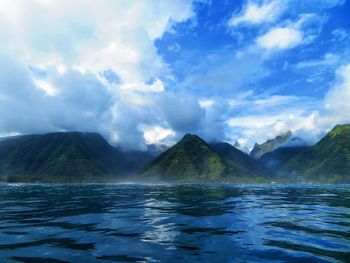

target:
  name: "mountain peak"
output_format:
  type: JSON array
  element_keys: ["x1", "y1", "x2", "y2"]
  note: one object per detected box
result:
[
  {"x1": 250, "y1": 131, "x2": 293, "y2": 159},
  {"x1": 141, "y1": 134, "x2": 272, "y2": 182},
  {"x1": 181, "y1": 133, "x2": 202, "y2": 141},
  {"x1": 141, "y1": 133, "x2": 225, "y2": 182}
]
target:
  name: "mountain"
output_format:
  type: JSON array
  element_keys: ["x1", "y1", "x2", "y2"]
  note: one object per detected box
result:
[
  {"x1": 122, "y1": 150, "x2": 155, "y2": 171},
  {"x1": 258, "y1": 146, "x2": 309, "y2": 170},
  {"x1": 250, "y1": 131, "x2": 292, "y2": 159},
  {"x1": 210, "y1": 142, "x2": 272, "y2": 178},
  {"x1": 233, "y1": 140, "x2": 249, "y2": 153},
  {"x1": 147, "y1": 143, "x2": 169, "y2": 157},
  {"x1": 140, "y1": 134, "x2": 271, "y2": 182},
  {"x1": 283, "y1": 124, "x2": 350, "y2": 183},
  {"x1": 0, "y1": 132, "x2": 133, "y2": 182}
]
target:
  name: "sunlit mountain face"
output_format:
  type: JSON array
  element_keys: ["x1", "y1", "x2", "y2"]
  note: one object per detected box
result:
[{"x1": 0, "y1": 0, "x2": 349, "y2": 151}]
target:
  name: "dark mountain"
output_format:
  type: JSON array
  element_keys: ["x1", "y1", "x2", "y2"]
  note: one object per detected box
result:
[
  {"x1": 283, "y1": 124, "x2": 350, "y2": 183},
  {"x1": 122, "y1": 150, "x2": 154, "y2": 171},
  {"x1": 210, "y1": 142, "x2": 272, "y2": 178},
  {"x1": 250, "y1": 131, "x2": 292, "y2": 159},
  {"x1": 140, "y1": 134, "x2": 271, "y2": 182},
  {"x1": 258, "y1": 146, "x2": 309, "y2": 170},
  {"x1": 0, "y1": 132, "x2": 133, "y2": 182},
  {"x1": 147, "y1": 143, "x2": 169, "y2": 157},
  {"x1": 233, "y1": 140, "x2": 249, "y2": 153}
]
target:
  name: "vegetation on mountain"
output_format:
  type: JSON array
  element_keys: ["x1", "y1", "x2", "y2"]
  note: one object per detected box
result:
[
  {"x1": 140, "y1": 134, "x2": 270, "y2": 182},
  {"x1": 210, "y1": 142, "x2": 272, "y2": 178},
  {"x1": 0, "y1": 132, "x2": 131, "y2": 182},
  {"x1": 0, "y1": 124, "x2": 349, "y2": 183},
  {"x1": 283, "y1": 124, "x2": 350, "y2": 183}
]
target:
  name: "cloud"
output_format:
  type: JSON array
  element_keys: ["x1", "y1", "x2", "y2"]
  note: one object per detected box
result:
[
  {"x1": 160, "y1": 93, "x2": 205, "y2": 133},
  {"x1": 224, "y1": 63, "x2": 350, "y2": 149},
  {"x1": 0, "y1": 0, "x2": 349, "y2": 152},
  {"x1": 139, "y1": 125, "x2": 175, "y2": 145},
  {"x1": 0, "y1": 0, "x2": 194, "y2": 84},
  {"x1": 229, "y1": 0, "x2": 283, "y2": 27},
  {"x1": 121, "y1": 79, "x2": 165, "y2": 93},
  {"x1": 225, "y1": 93, "x2": 322, "y2": 147},
  {"x1": 0, "y1": 0, "x2": 198, "y2": 149},
  {"x1": 257, "y1": 27, "x2": 303, "y2": 50},
  {"x1": 325, "y1": 64, "x2": 350, "y2": 122},
  {"x1": 295, "y1": 53, "x2": 340, "y2": 69}
]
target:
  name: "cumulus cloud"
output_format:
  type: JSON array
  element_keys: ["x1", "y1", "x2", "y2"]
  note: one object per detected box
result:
[
  {"x1": 229, "y1": 0, "x2": 283, "y2": 27},
  {"x1": 139, "y1": 125, "x2": 175, "y2": 145},
  {"x1": 0, "y1": 0, "x2": 194, "y2": 83},
  {"x1": 0, "y1": 0, "x2": 348, "y2": 152},
  {"x1": 257, "y1": 27, "x2": 303, "y2": 50},
  {"x1": 160, "y1": 93, "x2": 205, "y2": 134},
  {"x1": 0, "y1": 0, "x2": 197, "y2": 149}
]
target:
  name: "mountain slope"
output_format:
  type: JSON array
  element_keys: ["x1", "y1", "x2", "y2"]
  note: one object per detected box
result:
[
  {"x1": 0, "y1": 132, "x2": 129, "y2": 182},
  {"x1": 250, "y1": 131, "x2": 292, "y2": 159},
  {"x1": 258, "y1": 146, "x2": 309, "y2": 170},
  {"x1": 283, "y1": 124, "x2": 350, "y2": 182},
  {"x1": 122, "y1": 150, "x2": 155, "y2": 171},
  {"x1": 210, "y1": 142, "x2": 272, "y2": 178},
  {"x1": 140, "y1": 134, "x2": 268, "y2": 182}
]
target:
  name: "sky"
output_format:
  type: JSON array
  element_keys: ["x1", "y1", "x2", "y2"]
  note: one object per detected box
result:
[{"x1": 0, "y1": 0, "x2": 349, "y2": 151}]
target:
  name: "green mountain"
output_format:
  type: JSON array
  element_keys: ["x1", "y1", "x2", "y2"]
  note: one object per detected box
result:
[
  {"x1": 283, "y1": 124, "x2": 350, "y2": 183},
  {"x1": 258, "y1": 146, "x2": 309, "y2": 170},
  {"x1": 140, "y1": 134, "x2": 271, "y2": 182},
  {"x1": 250, "y1": 131, "x2": 292, "y2": 159},
  {"x1": 210, "y1": 142, "x2": 272, "y2": 178},
  {"x1": 0, "y1": 132, "x2": 134, "y2": 182}
]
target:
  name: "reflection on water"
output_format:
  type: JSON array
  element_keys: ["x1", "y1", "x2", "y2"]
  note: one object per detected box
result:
[{"x1": 0, "y1": 184, "x2": 349, "y2": 262}]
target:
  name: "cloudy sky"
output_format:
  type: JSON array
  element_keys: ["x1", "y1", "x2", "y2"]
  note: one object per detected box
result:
[{"x1": 0, "y1": 0, "x2": 349, "y2": 150}]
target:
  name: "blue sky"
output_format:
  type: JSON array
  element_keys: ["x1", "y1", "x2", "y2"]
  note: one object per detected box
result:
[{"x1": 0, "y1": 0, "x2": 349, "y2": 150}]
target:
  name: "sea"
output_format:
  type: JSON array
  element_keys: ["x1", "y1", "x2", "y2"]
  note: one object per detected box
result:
[{"x1": 0, "y1": 184, "x2": 349, "y2": 262}]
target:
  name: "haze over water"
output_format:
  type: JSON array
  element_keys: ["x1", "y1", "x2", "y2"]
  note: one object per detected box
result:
[{"x1": 0, "y1": 184, "x2": 349, "y2": 262}]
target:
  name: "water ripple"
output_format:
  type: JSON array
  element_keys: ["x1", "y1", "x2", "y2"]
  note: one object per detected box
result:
[{"x1": 0, "y1": 184, "x2": 349, "y2": 262}]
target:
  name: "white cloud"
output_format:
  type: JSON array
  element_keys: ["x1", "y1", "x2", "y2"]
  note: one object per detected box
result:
[
  {"x1": 257, "y1": 27, "x2": 303, "y2": 50},
  {"x1": 229, "y1": 0, "x2": 283, "y2": 27},
  {"x1": 224, "y1": 92, "x2": 323, "y2": 148},
  {"x1": 121, "y1": 79, "x2": 165, "y2": 93},
  {"x1": 33, "y1": 79, "x2": 59, "y2": 96},
  {"x1": 224, "y1": 63, "x2": 350, "y2": 148},
  {"x1": 0, "y1": 0, "x2": 194, "y2": 84},
  {"x1": 199, "y1": 99, "x2": 214, "y2": 109},
  {"x1": 325, "y1": 64, "x2": 350, "y2": 121},
  {"x1": 139, "y1": 125, "x2": 175, "y2": 145},
  {"x1": 0, "y1": 1, "x2": 198, "y2": 149},
  {"x1": 227, "y1": 110, "x2": 321, "y2": 147}
]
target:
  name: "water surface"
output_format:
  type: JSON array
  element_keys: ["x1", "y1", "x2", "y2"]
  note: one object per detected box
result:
[{"x1": 0, "y1": 184, "x2": 349, "y2": 262}]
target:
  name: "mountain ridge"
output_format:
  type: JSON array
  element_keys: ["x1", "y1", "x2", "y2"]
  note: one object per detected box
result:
[
  {"x1": 0, "y1": 125, "x2": 349, "y2": 183},
  {"x1": 0, "y1": 132, "x2": 133, "y2": 182},
  {"x1": 250, "y1": 131, "x2": 293, "y2": 159},
  {"x1": 283, "y1": 124, "x2": 350, "y2": 183},
  {"x1": 140, "y1": 134, "x2": 271, "y2": 182}
]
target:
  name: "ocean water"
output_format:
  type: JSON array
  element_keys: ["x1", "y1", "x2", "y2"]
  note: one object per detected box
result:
[{"x1": 0, "y1": 184, "x2": 349, "y2": 263}]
